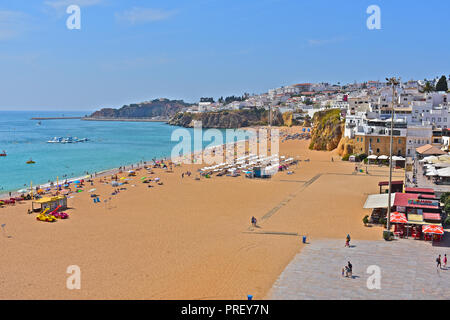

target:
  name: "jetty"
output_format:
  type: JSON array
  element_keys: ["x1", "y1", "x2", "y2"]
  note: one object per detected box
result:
[
  {"x1": 82, "y1": 117, "x2": 168, "y2": 122},
  {"x1": 31, "y1": 117, "x2": 83, "y2": 120}
]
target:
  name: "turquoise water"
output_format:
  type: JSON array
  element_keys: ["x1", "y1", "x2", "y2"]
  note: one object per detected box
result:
[{"x1": 0, "y1": 111, "x2": 249, "y2": 194}]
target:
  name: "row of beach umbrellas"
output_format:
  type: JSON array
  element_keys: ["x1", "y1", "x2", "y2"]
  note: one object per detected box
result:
[{"x1": 367, "y1": 155, "x2": 405, "y2": 161}]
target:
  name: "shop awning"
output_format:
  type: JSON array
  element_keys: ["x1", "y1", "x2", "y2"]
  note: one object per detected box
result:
[
  {"x1": 364, "y1": 194, "x2": 394, "y2": 209},
  {"x1": 422, "y1": 225, "x2": 444, "y2": 235},
  {"x1": 32, "y1": 196, "x2": 66, "y2": 204},
  {"x1": 423, "y1": 212, "x2": 441, "y2": 221}
]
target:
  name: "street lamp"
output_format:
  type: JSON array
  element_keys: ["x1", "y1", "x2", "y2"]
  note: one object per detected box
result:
[{"x1": 385, "y1": 77, "x2": 400, "y2": 232}]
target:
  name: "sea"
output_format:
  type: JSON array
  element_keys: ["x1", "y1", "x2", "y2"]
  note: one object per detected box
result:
[{"x1": 0, "y1": 111, "x2": 250, "y2": 195}]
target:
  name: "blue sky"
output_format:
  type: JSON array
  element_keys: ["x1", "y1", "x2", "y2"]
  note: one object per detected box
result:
[{"x1": 0, "y1": 0, "x2": 449, "y2": 110}]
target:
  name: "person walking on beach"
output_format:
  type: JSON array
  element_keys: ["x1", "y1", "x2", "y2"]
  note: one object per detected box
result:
[
  {"x1": 437, "y1": 255, "x2": 442, "y2": 269},
  {"x1": 444, "y1": 254, "x2": 447, "y2": 268},
  {"x1": 251, "y1": 216, "x2": 257, "y2": 227},
  {"x1": 345, "y1": 234, "x2": 351, "y2": 247},
  {"x1": 181, "y1": 173, "x2": 184, "y2": 179}
]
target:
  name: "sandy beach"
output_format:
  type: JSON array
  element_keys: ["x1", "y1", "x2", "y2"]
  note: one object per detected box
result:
[{"x1": 0, "y1": 126, "x2": 405, "y2": 299}]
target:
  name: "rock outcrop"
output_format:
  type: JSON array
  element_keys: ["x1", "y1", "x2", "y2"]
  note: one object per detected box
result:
[
  {"x1": 309, "y1": 109, "x2": 344, "y2": 151},
  {"x1": 89, "y1": 99, "x2": 191, "y2": 119},
  {"x1": 168, "y1": 109, "x2": 284, "y2": 129},
  {"x1": 337, "y1": 136, "x2": 355, "y2": 157}
]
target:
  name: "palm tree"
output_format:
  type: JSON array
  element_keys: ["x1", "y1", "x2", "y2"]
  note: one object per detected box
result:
[{"x1": 420, "y1": 81, "x2": 435, "y2": 93}]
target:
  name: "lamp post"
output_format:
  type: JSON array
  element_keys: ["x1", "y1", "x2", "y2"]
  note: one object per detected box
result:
[{"x1": 385, "y1": 77, "x2": 400, "y2": 232}]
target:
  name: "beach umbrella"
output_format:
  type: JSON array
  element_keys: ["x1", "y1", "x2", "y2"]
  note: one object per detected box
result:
[
  {"x1": 120, "y1": 177, "x2": 126, "y2": 180},
  {"x1": 60, "y1": 189, "x2": 70, "y2": 195},
  {"x1": 422, "y1": 225, "x2": 444, "y2": 235},
  {"x1": 88, "y1": 188, "x2": 96, "y2": 193},
  {"x1": 389, "y1": 212, "x2": 407, "y2": 224}
]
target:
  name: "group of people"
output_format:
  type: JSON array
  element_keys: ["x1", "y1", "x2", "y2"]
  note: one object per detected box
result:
[
  {"x1": 436, "y1": 254, "x2": 448, "y2": 269},
  {"x1": 342, "y1": 261, "x2": 353, "y2": 278},
  {"x1": 181, "y1": 171, "x2": 192, "y2": 179}
]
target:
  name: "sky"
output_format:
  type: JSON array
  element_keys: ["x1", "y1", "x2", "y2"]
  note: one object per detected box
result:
[{"x1": 0, "y1": 0, "x2": 449, "y2": 111}]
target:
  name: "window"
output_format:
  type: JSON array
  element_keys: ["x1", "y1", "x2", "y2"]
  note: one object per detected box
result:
[
  {"x1": 398, "y1": 139, "x2": 402, "y2": 144},
  {"x1": 357, "y1": 137, "x2": 359, "y2": 142},
  {"x1": 376, "y1": 148, "x2": 380, "y2": 153},
  {"x1": 377, "y1": 138, "x2": 380, "y2": 143},
  {"x1": 361, "y1": 138, "x2": 363, "y2": 142}
]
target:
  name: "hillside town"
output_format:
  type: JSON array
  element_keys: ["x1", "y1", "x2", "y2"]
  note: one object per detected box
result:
[{"x1": 189, "y1": 77, "x2": 450, "y2": 155}]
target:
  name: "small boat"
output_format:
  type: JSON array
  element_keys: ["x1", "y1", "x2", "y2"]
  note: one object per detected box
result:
[
  {"x1": 47, "y1": 137, "x2": 63, "y2": 143},
  {"x1": 26, "y1": 159, "x2": 35, "y2": 164},
  {"x1": 0, "y1": 150, "x2": 6, "y2": 157}
]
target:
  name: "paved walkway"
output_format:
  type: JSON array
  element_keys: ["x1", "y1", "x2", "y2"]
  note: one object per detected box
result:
[{"x1": 269, "y1": 238, "x2": 450, "y2": 299}]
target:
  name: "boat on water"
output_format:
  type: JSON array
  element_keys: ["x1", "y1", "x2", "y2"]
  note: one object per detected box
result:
[
  {"x1": 47, "y1": 137, "x2": 63, "y2": 143},
  {"x1": 0, "y1": 150, "x2": 6, "y2": 157},
  {"x1": 47, "y1": 137, "x2": 88, "y2": 143},
  {"x1": 26, "y1": 159, "x2": 35, "y2": 164}
]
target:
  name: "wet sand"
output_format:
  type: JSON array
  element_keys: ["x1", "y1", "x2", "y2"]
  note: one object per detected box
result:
[{"x1": 0, "y1": 127, "x2": 405, "y2": 299}]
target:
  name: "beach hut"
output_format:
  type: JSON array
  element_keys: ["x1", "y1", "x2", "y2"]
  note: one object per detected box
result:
[{"x1": 32, "y1": 195, "x2": 67, "y2": 212}]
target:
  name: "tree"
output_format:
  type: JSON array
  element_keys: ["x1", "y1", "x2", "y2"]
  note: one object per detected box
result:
[
  {"x1": 436, "y1": 75, "x2": 448, "y2": 92},
  {"x1": 363, "y1": 215, "x2": 369, "y2": 227},
  {"x1": 420, "y1": 81, "x2": 435, "y2": 93}
]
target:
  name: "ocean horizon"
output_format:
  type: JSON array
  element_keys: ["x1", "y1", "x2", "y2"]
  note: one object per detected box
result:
[{"x1": 0, "y1": 111, "x2": 250, "y2": 195}]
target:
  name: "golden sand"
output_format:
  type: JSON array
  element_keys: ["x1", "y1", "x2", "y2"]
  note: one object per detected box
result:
[{"x1": 0, "y1": 127, "x2": 405, "y2": 299}]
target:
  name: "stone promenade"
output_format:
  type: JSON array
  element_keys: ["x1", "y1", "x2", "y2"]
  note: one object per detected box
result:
[{"x1": 269, "y1": 238, "x2": 450, "y2": 299}]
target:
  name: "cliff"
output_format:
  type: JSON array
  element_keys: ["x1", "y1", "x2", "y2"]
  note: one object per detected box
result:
[
  {"x1": 309, "y1": 109, "x2": 344, "y2": 151},
  {"x1": 168, "y1": 108, "x2": 284, "y2": 129},
  {"x1": 89, "y1": 99, "x2": 191, "y2": 119},
  {"x1": 337, "y1": 136, "x2": 355, "y2": 157}
]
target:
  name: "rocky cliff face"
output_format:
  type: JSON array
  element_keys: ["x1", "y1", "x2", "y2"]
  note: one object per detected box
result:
[
  {"x1": 89, "y1": 99, "x2": 191, "y2": 119},
  {"x1": 309, "y1": 109, "x2": 344, "y2": 151},
  {"x1": 168, "y1": 109, "x2": 284, "y2": 129},
  {"x1": 337, "y1": 136, "x2": 355, "y2": 157}
]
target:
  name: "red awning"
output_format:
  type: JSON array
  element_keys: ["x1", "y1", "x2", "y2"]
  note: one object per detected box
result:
[
  {"x1": 378, "y1": 181, "x2": 404, "y2": 187},
  {"x1": 423, "y1": 213, "x2": 441, "y2": 221},
  {"x1": 405, "y1": 187, "x2": 435, "y2": 194},
  {"x1": 422, "y1": 225, "x2": 444, "y2": 235},
  {"x1": 394, "y1": 193, "x2": 419, "y2": 207},
  {"x1": 419, "y1": 194, "x2": 437, "y2": 200}
]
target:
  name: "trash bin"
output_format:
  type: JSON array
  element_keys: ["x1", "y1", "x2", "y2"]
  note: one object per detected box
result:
[
  {"x1": 302, "y1": 236, "x2": 306, "y2": 244},
  {"x1": 247, "y1": 295, "x2": 253, "y2": 300}
]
